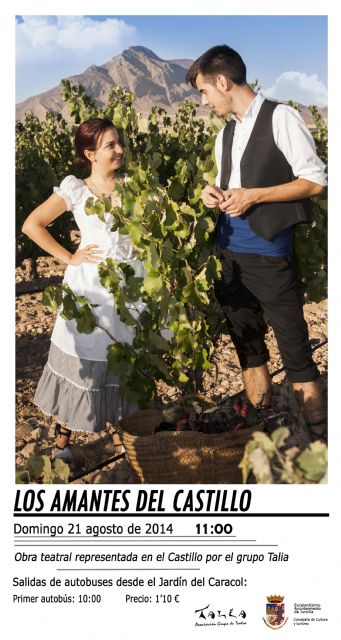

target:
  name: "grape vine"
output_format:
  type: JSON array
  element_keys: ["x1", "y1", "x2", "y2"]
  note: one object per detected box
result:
[{"x1": 17, "y1": 82, "x2": 327, "y2": 405}]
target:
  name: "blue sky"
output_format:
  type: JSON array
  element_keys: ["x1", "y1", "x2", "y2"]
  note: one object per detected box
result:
[{"x1": 16, "y1": 15, "x2": 327, "y2": 105}]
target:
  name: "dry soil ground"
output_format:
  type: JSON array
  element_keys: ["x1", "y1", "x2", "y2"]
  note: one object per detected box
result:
[{"x1": 16, "y1": 256, "x2": 327, "y2": 484}]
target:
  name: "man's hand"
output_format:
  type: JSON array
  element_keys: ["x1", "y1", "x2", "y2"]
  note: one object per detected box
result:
[
  {"x1": 218, "y1": 179, "x2": 325, "y2": 216},
  {"x1": 201, "y1": 185, "x2": 225, "y2": 208},
  {"x1": 218, "y1": 188, "x2": 257, "y2": 217}
]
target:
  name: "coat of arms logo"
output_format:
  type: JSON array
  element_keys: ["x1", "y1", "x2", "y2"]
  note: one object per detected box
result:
[{"x1": 263, "y1": 595, "x2": 288, "y2": 629}]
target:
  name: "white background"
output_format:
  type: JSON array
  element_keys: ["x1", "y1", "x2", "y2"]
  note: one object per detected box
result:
[{"x1": 1, "y1": 1, "x2": 340, "y2": 638}]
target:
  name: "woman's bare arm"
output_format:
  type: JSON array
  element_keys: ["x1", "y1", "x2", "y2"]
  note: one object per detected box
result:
[
  {"x1": 22, "y1": 193, "x2": 73, "y2": 264},
  {"x1": 22, "y1": 193, "x2": 102, "y2": 266}
]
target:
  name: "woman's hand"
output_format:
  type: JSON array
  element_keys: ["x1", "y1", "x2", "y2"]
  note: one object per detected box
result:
[
  {"x1": 201, "y1": 185, "x2": 225, "y2": 208},
  {"x1": 68, "y1": 244, "x2": 103, "y2": 266}
]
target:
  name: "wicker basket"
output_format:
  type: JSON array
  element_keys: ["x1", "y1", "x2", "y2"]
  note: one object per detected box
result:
[{"x1": 118, "y1": 407, "x2": 262, "y2": 484}]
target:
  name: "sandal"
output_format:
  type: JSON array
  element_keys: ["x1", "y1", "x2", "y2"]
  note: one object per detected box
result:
[
  {"x1": 54, "y1": 423, "x2": 72, "y2": 440},
  {"x1": 52, "y1": 424, "x2": 73, "y2": 462},
  {"x1": 306, "y1": 419, "x2": 327, "y2": 444},
  {"x1": 112, "y1": 431, "x2": 125, "y2": 454}
]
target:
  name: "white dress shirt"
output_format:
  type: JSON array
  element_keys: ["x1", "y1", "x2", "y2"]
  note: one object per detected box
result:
[{"x1": 215, "y1": 92, "x2": 327, "y2": 189}]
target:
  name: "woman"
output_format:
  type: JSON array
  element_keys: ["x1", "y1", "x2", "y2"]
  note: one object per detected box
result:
[{"x1": 22, "y1": 118, "x2": 144, "y2": 462}]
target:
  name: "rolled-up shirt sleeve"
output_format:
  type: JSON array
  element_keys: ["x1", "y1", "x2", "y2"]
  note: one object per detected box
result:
[{"x1": 273, "y1": 105, "x2": 327, "y2": 186}]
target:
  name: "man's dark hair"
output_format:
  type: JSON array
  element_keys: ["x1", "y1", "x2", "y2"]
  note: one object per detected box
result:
[{"x1": 186, "y1": 45, "x2": 247, "y2": 88}]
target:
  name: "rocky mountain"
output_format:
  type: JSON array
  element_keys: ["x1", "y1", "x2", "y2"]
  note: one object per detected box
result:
[
  {"x1": 16, "y1": 45, "x2": 327, "y2": 126},
  {"x1": 16, "y1": 46, "x2": 207, "y2": 121}
]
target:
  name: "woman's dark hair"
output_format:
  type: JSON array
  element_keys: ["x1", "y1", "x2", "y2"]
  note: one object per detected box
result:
[
  {"x1": 74, "y1": 118, "x2": 116, "y2": 170},
  {"x1": 186, "y1": 45, "x2": 247, "y2": 88}
]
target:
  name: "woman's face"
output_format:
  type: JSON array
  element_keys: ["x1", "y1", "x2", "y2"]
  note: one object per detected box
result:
[{"x1": 90, "y1": 127, "x2": 123, "y2": 171}]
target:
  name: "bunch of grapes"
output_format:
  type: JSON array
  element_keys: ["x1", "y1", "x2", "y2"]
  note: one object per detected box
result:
[{"x1": 155, "y1": 396, "x2": 290, "y2": 435}]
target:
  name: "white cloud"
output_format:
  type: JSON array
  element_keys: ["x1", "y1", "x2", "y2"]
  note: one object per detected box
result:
[
  {"x1": 263, "y1": 71, "x2": 327, "y2": 107},
  {"x1": 16, "y1": 16, "x2": 137, "y2": 101},
  {"x1": 17, "y1": 15, "x2": 136, "y2": 57}
]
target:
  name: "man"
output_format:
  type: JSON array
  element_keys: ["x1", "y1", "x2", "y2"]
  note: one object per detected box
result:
[{"x1": 186, "y1": 45, "x2": 327, "y2": 441}]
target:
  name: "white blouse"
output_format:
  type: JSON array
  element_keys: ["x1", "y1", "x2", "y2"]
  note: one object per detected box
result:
[{"x1": 51, "y1": 175, "x2": 145, "y2": 361}]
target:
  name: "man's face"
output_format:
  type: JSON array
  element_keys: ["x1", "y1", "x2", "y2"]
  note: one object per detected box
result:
[{"x1": 195, "y1": 72, "x2": 233, "y2": 117}]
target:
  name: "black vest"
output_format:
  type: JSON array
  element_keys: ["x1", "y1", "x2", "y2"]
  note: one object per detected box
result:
[{"x1": 220, "y1": 99, "x2": 313, "y2": 241}]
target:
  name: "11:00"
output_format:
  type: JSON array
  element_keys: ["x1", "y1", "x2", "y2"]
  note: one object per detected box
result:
[{"x1": 196, "y1": 523, "x2": 233, "y2": 535}]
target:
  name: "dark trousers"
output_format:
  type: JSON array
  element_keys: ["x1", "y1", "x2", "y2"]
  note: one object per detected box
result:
[{"x1": 213, "y1": 246, "x2": 319, "y2": 383}]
